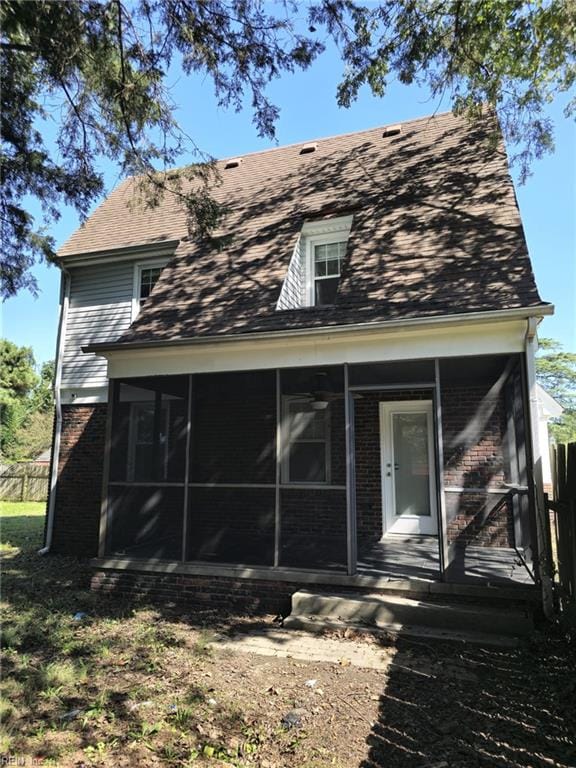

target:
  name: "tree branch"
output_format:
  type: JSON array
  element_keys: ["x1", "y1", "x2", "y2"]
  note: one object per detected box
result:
[{"x1": 1, "y1": 42, "x2": 35, "y2": 52}]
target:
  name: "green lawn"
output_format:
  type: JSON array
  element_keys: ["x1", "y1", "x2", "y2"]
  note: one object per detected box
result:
[{"x1": 0, "y1": 501, "x2": 46, "y2": 555}]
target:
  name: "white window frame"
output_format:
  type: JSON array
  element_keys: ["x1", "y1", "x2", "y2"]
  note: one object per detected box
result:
[
  {"x1": 306, "y1": 233, "x2": 348, "y2": 307},
  {"x1": 127, "y1": 399, "x2": 170, "y2": 482},
  {"x1": 280, "y1": 396, "x2": 331, "y2": 485},
  {"x1": 301, "y1": 215, "x2": 353, "y2": 307},
  {"x1": 131, "y1": 260, "x2": 169, "y2": 321}
]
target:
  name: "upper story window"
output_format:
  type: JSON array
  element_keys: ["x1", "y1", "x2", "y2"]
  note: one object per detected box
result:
[
  {"x1": 132, "y1": 261, "x2": 168, "y2": 320},
  {"x1": 276, "y1": 215, "x2": 353, "y2": 311},
  {"x1": 139, "y1": 266, "x2": 163, "y2": 305},
  {"x1": 312, "y1": 238, "x2": 347, "y2": 306}
]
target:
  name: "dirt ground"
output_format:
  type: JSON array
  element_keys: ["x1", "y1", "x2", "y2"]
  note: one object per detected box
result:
[{"x1": 2, "y1": 503, "x2": 576, "y2": 767}]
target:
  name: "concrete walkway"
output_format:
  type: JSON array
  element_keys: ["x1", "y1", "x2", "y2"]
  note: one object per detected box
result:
[{"x1": 209, "y1": 628, "x2": 395, "y2": 670}]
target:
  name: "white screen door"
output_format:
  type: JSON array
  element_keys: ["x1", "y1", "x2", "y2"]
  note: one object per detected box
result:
[{"x1": 380, "y1": 401, "x2": 438, "y2": 536}]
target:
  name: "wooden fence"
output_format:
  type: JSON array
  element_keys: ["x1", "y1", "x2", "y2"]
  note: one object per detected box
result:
[
  {"x1": 547, "y1": 442, "x2": 576, "y2": 621},
  {"x1": 0, "y1": 463, "x2": 50, "y2": 502}
]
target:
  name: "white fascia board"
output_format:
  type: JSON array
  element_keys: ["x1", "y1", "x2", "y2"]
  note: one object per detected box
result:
[
  {"x1": 59, "y1": 240, "x2": 180, "y2": 268},
  {"x1": 104, "y1": 316, "x2": 530, "y2": 380},
  {"x1": 61, "y1": 386, "x2": 109, "y2": 405},
  {"x1": 301, "y1": 215, "x2": 353, "y2": 236}
]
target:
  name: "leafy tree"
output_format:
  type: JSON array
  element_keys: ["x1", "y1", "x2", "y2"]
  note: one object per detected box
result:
[
  {"x1": 30, "y1": 359, "x2": 55, "y2": 413},
  {"x1": 536, "y1": 337, "x2": 576, "y2": 443},
  {"x1": 2, "y1": 0, "x2": 575, "y2": 298},
  {"x1": 0, "y1": 341, "x2": 54, "y2": 461},
  {"x1": 0, "y1": 395, "x2": 28, "y2": 462},
  {"x1": 12, "y1": 410, "x2": 54, "y2": 461},
  {"x1": 0, "y1": 340, "x2": 38, "y2": 397}
]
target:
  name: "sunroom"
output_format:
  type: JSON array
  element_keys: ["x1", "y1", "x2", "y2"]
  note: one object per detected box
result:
[{"x1": 97, "y1": 349, "x2": 539, "y2": 589}]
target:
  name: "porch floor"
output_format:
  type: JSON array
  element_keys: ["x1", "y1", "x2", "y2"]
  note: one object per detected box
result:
[{"x1": 358, "y1": 536, "x2": 534, "y2": 586}]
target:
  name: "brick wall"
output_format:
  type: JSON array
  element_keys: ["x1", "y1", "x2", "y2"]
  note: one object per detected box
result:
[
  {"x1": 51, "y1": 404, "x2": 107, "y2": 556},
  {"x1": 354, "y1": 386, "x2": 513, "y2": 549},
  {"x1": 441, "y1": 384, "x2": 513, "y2": 547},
  {"x1": 445, "y1": 493, "x2": 514, "y2": 547},
  {"x1": 91, "y1": 569, "x2": 301, "y2": 614}
]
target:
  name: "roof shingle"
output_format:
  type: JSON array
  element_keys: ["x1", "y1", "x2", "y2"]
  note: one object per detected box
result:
[{"x1": 62, "y1": 111, "x2": 547, "y2": 344}]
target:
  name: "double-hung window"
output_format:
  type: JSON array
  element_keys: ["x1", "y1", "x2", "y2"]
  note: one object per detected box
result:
[
  {"x1": 282, "y1": 398, "x2": 330, "y2": 484},
  {"x1": 312, "y1": 239, "x2": 346, "y2": 305},
  {"x1": 127, "y1": 401, "x2": 169, "y2": 481},
  {"x1": 132, "y1": 261, "x2": 167, "y2": 320},
  {"x1": 275, "y1": 215, "x2": 353, "y2": 311},
  {"x1": 139, "y1": 266, "x2": 163, "y2": 305},
  {"x1": 303, "y1": 215, "x2": 353, "y2": 307}
]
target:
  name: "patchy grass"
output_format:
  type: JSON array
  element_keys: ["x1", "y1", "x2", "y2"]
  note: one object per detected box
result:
[{"x1": 1, "y1": 505, "x2": 576, "y2": 767}]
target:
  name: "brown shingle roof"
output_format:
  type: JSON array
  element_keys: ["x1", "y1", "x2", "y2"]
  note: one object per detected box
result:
[{"x1": 63, "y1": 110, "x2": 547, "y2": 345}]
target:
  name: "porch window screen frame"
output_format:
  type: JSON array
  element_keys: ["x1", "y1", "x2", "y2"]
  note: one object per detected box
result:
[
  {"x1": 103, "y1": 375, "x2": 189, "y2": 560},
  {"x1": 101, "y1": 365, "x2": 353, "y2": 572},
  {"x1": 281, "y1": 396, "x2": 332, "y2": 485}
]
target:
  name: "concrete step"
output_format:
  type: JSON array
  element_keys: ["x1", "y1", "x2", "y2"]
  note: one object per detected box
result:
[
  {"x1": 283, "y1": 616, "x2": 520, "y2": 648},
  {"x1": 285, "y1": 589, "x2": 534, "y2": 638}
]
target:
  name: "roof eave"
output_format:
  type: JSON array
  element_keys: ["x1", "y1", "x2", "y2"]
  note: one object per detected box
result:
[
  {"x1": 83, "y1": 304, "x2": 554, "y2": 356},
  {"x1": 57, "y1": 239, "x2": 181, "y2": 266}
]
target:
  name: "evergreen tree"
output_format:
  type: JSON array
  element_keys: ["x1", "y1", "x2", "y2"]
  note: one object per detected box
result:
[{"x1": 2, "y1": 0, "x2": 574, "y2": 298}]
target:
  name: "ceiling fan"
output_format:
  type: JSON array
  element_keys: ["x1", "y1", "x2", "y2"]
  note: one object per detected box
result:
[{"x1": 291, "y1": 372, "x2": 362, "y2": 410}]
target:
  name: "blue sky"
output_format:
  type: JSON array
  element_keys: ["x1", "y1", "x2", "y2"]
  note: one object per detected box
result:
[{"x1": 3, "y1": 41, "x2": 575, "y2": 366}]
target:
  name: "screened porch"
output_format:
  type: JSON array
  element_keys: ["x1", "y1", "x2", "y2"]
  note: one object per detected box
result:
[{"x1": 100, "y1": 355, "x2": 538, "y2": 587}]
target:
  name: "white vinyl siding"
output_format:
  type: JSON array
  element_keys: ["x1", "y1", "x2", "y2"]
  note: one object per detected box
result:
[
  {"x1": 61, "y1": 261, "x2": 135, "y2": 389},
  {"x1": 276, "y1": 235, "x2": 304, "y2": 310}
]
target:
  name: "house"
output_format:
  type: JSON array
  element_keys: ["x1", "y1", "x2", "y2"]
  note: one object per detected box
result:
[{"x1": 43, "y1": 110, "x2": 555, "y2": 620}]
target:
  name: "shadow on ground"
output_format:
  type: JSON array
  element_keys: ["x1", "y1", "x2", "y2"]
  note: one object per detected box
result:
[
  {"x1": 360, "y1": 637, "x2": 576, "y2": 768},
  {"x1": 2, "y1": 513, "x2": 576, "y2": 767}
]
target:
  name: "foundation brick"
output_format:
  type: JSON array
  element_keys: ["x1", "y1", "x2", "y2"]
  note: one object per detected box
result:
[
  {"x1": 51, "y1": 404, "x2": 107, "y2": 556},
  {"x1": 90, "y1": 569, "x2": 300, "y2": 614}
]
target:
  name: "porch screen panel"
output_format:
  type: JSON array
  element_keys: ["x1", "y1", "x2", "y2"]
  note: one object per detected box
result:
[
  {"x1": 106, "y1": 486, "x2": 184, "y2": 559},
  {"x1": 106, "y1": 376, "x2": 188, "y2": 560},
  {"x1": 505, "y1": 365, "x2": 533, "y2": 551},
  {"x1": 109, "y1": 376, "x2": 188, "y2": 483},
  {"x1": 187, "y1": 370, "x2": 276, "y2": 565},
  {"x1": 279, "y1": 488, "x2": 347, "y2": 569},
  {"x1": 187, "y1": 488, "x2": 275, "y2": 565},
  {"x1": 439, "y1": 354, "x2": 531, "y2": 584},
  {"x1": 190, "y1": 371, "x2": 276, "y2": 484},
  {"x1": 349, "y1": 360, "x2": 435, "y2": 387},
  {"x1": 279, "y1": 366, "x2": 347, "y2": 570}
]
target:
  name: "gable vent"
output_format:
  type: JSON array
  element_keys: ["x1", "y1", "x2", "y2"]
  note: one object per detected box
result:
[
  {"x1": 382, "y1": 125, "x2": 402, "y2": 138},
  {"x1": 299, "y1": 143, "x2": 317, "y2": 155},
  {"x1": 224, "y1": 158, "x2": 242, "y2": 169}
]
